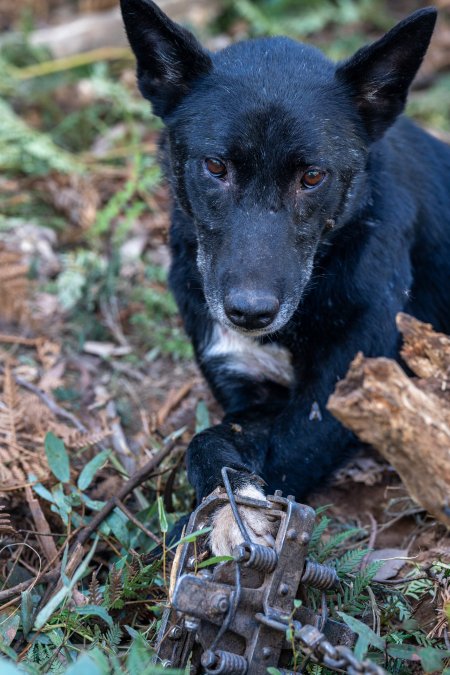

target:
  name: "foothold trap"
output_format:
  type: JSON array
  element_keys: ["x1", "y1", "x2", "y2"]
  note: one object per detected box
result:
[{"x1": 155, "y1": 468, "x2": 385, "y2": 674}]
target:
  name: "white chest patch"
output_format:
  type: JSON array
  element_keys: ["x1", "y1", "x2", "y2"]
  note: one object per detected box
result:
[{"x1": 204, "y1": 323, "x2": 294, "y2": 387}]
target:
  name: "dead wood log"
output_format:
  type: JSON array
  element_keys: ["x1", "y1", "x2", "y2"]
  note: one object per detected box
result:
[
  {"x1": 327, "y1": 344, "x2": 450, "y2": 528},
  {"x1": 397, "y1": 312, "x2": 450, "y2": 380}
]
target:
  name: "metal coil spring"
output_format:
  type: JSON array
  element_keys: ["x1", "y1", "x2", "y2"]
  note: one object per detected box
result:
[
  {"x1": 301, "y1": 560, "x2": 339, "y2": 589},
  {"x1": 202, "y1": 650, "x2": 248, "y2": 674},
  {"x1": 234, "y1": 542, "x2": 278, "y2": 572}
]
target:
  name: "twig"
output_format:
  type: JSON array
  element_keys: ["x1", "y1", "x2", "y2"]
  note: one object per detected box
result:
[
  {"x1": 99, "y1": 296, "x2": 129, "y2": 348},
  {"x1": 25, "y1": 486, "x2": 58, "y2": 563},
  {"x1": 15, "y1": 47, "x2": 132, "y2": 80},
  {"x1": 0, "y1": 334, "x2": 40, "y2": 346},
  {"x1": 112, "y1": 497, "x2": 163, "y2": 548},
  {"x1": 375, "y1": 573, "x2": 430, "y2": 585},
  {"x1": 0, "y1": 570, "x2": 59, "y2": 608},
  {"x1": 106, "y1": 400, "x2": 136, "y2": 474},
  {"x1": 366, "y1": 512, "x2": 378, "y2": 550}
]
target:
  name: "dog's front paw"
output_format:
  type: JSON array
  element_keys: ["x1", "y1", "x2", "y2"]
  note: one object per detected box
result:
[{"x1": 209, "y1": 483, "x2": 276, "y2": 556}]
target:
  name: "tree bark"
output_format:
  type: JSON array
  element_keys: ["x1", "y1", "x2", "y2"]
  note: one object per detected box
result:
[{"x1": 327, "y1": 314, "x2": 450, "y2": 528}]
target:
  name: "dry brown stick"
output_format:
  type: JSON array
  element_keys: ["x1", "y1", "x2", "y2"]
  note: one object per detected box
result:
[
  {"x1": 0, "y1": 570, "x2": 60, "y2": 607},
  {"x1": 25, "y1": 486, "x2": 58, "y2": 563},
  {"x1": 328, "y1": 352, "x2": 450, "y2": 528},
  {"x1": 0, "y1": 334, "x2": 40, "y2": 346},
  {"x1": 106, "y1": 400, "x2": 135, "y2": 474},
  {"x1": 0, "y1": 441, "x2": 178, "y2": 603},
  {"x1": 155, "y1": 381, "x2": 195, "y2": 428}
]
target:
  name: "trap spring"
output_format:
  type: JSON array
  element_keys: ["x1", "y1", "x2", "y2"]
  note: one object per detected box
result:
[{"x1": 154, "y1": 469, "x2": 385, "y2": 674}]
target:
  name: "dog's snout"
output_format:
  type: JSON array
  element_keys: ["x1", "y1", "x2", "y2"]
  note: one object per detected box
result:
[{"x1": 224, "y1": 290, "x2": 280, "y2": 330}]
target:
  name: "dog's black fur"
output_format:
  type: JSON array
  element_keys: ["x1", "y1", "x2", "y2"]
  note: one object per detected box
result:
[{"x1": 121, "y1": 1, "x2": 450, "y2": 546}]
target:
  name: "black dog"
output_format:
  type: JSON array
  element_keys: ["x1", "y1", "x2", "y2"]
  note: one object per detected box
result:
[{"x1": 121, "y1": 1, "x2": 450, "y2": 555}]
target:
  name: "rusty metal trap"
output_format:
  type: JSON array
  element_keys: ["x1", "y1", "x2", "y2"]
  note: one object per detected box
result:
[{"x1": 154, "y1": 468, "x2": 386, "y2": 674}]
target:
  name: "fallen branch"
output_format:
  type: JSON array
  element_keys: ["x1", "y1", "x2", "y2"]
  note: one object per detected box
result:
[{"x1": 328, "y1": 352, "x2": 450, "y2": 528}]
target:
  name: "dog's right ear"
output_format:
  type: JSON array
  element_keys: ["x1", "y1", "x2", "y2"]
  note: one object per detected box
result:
[
  {"x1": 336, "y1": 8, "x2": 437, "y2": 140},
  {"x1": 120, "y1": 0, "x2": 212, "y2": 118}
]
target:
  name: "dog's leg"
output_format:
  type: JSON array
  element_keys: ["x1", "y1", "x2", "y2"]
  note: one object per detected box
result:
[{"x1": 187, "y1": 338, "x2": 292, "y2": 555}]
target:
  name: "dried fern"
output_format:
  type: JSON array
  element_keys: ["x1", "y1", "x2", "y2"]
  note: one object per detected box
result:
[
  {"x1": 0, "y1": 353, "x2": 111, "y2": 491},
  {"x1": 88, "y1": 570, "x2": 103, "y2": 606},
  {"x1": 0, "y1": 245, "x2": 31, "y2": 325},
  {"x1": 0, "y1": 504, "x2": 16, "y2": 535},
  {"x1": 0, "y1": 362, "x2": 47, "y2": 487},
  {"x1": 105, "y1": 564, "x2": 124, "y2": 609}
]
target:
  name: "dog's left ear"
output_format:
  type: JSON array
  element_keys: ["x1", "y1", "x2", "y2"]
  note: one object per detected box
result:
[
  {"x1": 336, "y1": 8, "x2": 437, "y2": 140},
  {"x1": 120, "y1": 0, "x2": 212, "y2": 118}
]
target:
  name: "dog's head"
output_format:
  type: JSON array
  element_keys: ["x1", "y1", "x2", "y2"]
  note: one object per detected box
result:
[{"x1": 121, "y1": 1, "x2": 436, "y2": 336}]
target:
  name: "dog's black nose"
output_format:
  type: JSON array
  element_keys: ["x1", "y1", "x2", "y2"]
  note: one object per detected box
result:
[{"x1": 224, "y1": 290, "x2": 280, "y2": 330}]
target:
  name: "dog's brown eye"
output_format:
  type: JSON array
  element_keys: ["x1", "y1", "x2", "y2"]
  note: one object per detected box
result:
[
  {"x1": 301, "y1": 168, "x2": 326, "y2": 189},
  {"x1": 205, "y1": 158, "x2": 227, "y2": 178}
]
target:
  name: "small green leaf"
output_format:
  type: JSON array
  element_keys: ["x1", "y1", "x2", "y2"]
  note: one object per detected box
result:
[
  {"x1": 337, "y1": 612, "x2": 385, "y2": 658},
  {"x1": 51, "y1": 483, "x2": 72, "y2": 526},
  {"x1": 106, "y1": 508, "x2": 130, "y2": 547},
  {"x1": 74, "y1": 604, "x2": 113, "y2": 627},
  {"x1": 45, "y1": 432, "x2": 70, "y2": 483},
  {"x1": 419, "y1": 647, "x2": 450, "y2": 673},
  {"x1": 169, "y1": 526, "x2": 212, "y2": 548},
  {"x1": 157, "y1": 496, "x2": 168, "y2": 533},
  {"x1": 387, "y1": 644, "x2": 420, "y2": 661},
  {"x1": 0, "y1": 612, "x2": 20, "y2": 646},
  {"x1": 78, "y1": 450, "x2": 111, "y2": 491},
  {"x1": 197, "y1": 555, "x2": 234, "y2": 569},
  {"x1": 79, "y1": 493, "x2": 106, "y2": 511},
  {"x1": 65, "y1": 653, "x2": 104, "y2": 675},
  {"x1": 20, "y1": 589, "x2": 34, "y2": 638},
  {"x1": 195, "y1": 400, "x2": 210, "y2": 433},
  {"x1": 30, "y1": 478, "x2": 55, "y2": 503},
  {"x1": 267, "y1": 668, "x2": 282, "y2": 675}
]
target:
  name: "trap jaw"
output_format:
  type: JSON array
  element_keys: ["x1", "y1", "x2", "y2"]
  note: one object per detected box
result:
[{"x1": 154, "y1": 469, "x2": 358, "y2": 674}]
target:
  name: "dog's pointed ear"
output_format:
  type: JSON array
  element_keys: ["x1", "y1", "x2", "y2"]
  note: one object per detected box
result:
[
  {"x1": 336, "y1": 8, "x2": 437, "y2": 140},
  {"x1": 120, "y1": 0, "x2": 212, "y2": 117}
]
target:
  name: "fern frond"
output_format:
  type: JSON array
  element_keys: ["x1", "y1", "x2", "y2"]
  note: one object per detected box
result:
[
  {"x1": 105, "y1": 622, "x2": 122, "y2": 650},
  {"x1": 105, "y1": 564, "x2": 123, "y2": 609},
  {"x1": 316, "y1": 527, "x2": 364, "y2": 561},
  {"x1": 309, "y1": 516, "x2": 331, "y2": 552},
  {"x1": 88, "y1": 570, "x2": 103, "y2": 606},
  {"x1": 334, "y1": 548, "x2": 370, "y2": 577}
]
